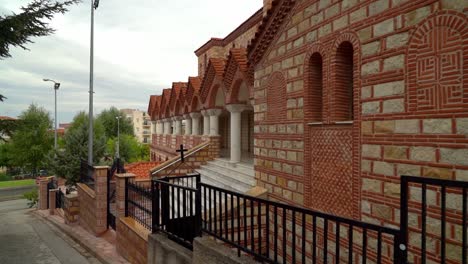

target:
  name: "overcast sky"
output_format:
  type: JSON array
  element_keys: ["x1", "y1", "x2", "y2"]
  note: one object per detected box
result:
[{"x1": 0, "y1": 0, "x2": 262, "y2": 123}]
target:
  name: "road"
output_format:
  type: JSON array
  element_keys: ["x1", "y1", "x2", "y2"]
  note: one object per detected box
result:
[
  {"x1": 0, "y1": 185, "x2": 35, "y2": 202},
  {"x1": 0, "y1": 199, "x2": 101, "y2": 264}
]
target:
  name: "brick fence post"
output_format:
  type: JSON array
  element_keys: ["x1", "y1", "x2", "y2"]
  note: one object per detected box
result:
[
  {"x1": 38, "y1": 178, "x2": 50, "y2": 210},
  {"x1": 94, "y1": 166, "x2": 109, "y2": 235},
  {"x1": 64, "y1": 193, "x2": 79, "y2": 224},
  {"x1": 48, "y1": 189, "x2": 58, "y2": 215},
  {"x1": 115, "y1": 173, "x2": 136, "y2": 220}
]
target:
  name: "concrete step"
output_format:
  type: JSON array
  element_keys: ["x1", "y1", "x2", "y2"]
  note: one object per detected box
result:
[
  {"x1": 207, "y1": 159, "x2": 255, "y2": 176},
  {"x1": 198, "y1": 165, "x2": 255, "y2": 189},
  {"x1": 197, "y1": 168, "x2": 250, "y2": 193}
]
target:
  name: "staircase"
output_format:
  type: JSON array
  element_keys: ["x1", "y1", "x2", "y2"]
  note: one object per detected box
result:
[{"x1": 196, "y1": 158, "x2": 256, "y2": 194}]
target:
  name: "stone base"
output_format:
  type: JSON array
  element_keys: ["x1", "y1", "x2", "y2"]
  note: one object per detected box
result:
[
  {"x1": 193, "y1": 236, "x2": 260, "y2": 264},
  {"x1": 148, "y1": 233, "x2": 192, "y2": 264}
]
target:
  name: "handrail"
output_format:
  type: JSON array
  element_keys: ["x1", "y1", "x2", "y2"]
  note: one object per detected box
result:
[
  {"x1": 201, "y1": 183, "x2": 400, "y2": 235},
  {"x1": 150, "y1": 140, "x2": 211, "y2": 176}
]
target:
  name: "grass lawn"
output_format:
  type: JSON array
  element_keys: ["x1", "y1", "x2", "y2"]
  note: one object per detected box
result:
[{"x1": 0, "y1": 179, "x2": 36, "y2": 189}]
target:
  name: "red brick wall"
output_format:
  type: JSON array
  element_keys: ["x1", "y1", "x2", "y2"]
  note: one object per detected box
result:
[
  {"x1": 116, "y1": 218, "x2": 149, "y2": 264},
  {"x1": 253, "y1": 0, "x2": 467, "y2": 263}
]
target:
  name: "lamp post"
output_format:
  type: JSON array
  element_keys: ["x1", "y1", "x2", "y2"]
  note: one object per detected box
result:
[
  {"x1": 88, "y1": 0, "x2": 100, "y2": 165},
  {"x1": 116, "y1": 116, "x2": 121, "y2": 159},
  {"x1": 43, "y1": 79, "x2": 61, "y2": 151}
]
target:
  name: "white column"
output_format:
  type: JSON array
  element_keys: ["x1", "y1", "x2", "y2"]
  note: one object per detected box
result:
[
  {"x1": 164, "y1": 119, "x2": 171, "y2": 135},
  {"x1": 201, "y1": 110, "x2": 210, "y2": 136},
  {"x1": 226, "y1": 104, "x2": 245, "y2": 163},
  {"x1": 173, "y1": 116, "x2": 182, "y2": 135},
  {"x1": 208, "y1": 109, "x2": 223, "y2": 136},
  {"x1": 190, "y1": 112, "x2": 201, "y2": 135},
  {"x1": 156, "y1": 120, "x2": 162, "y2": 135},
  {"x1": 184, "y1": 114, "x2": 192, "y2": 135}
]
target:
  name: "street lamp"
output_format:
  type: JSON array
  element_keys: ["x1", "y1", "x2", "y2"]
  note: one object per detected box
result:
[
  {"x1": 43, "y1": 78, "x2": 61, "y2": 151},
  {"x1": 116, "y1": 116, "x2": 121, "y2": 159},
  {"x1": 88, "y1": 0, "x2": 100, "y2": 165}
]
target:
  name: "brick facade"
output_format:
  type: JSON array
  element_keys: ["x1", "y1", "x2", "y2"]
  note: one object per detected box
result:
[{"x1": 147, "y1": 1, "x2": 467, "y2": 263}]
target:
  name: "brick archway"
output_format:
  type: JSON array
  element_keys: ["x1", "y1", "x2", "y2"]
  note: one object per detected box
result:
[
  {"x1": 407, "y1": 10, "x2": 467, "y2": 113},
  {"x1": 303, "y1": 43, "x2": 328, "y2": 123}
]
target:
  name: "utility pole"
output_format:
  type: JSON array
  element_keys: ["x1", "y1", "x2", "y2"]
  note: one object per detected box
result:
[
  {"x1": 43, "y1": 79, "x2": 61, "y2": 151},
  {"x1": 88, "y1": 0, "x2": 99, "y2": 165}
]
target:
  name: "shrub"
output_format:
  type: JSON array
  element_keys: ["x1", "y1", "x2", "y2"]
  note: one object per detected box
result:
[{"x1": 23, "y1": 187, "x2": 38, "y2": 208}]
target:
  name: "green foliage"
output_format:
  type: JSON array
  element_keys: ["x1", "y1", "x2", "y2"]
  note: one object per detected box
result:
[
  {"x1": 23, "y1": 187, "x2": 38, "y2": 208},
  {"x1": 8, "y1": 104, "x2": 53, "y2": 175},
  {"x1": 48, "y1": 111, "x2": 106, "y2": 186},
  {"x1": 97, "y1": 107, "x2": 134, "y2": 138},
  {"x1": 0, "y1": 119, "x2": 20, "y2": 142},
  {"x1": 0, "y1": 143, "x2": 12, "y2": 168},
  {"x1": 106, "y1": 134, "x2": 149, "y2": 163},
  {"x1": 0, "y1": 0, "x2": 81, "y2": 59},
  {"x1": 0, "y1": 173, "x2": 12, "y2": 181}
]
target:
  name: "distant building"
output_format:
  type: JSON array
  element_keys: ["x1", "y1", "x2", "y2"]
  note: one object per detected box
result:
[{"x1": 120, "y1": 109, "x2": 154, "y2": 144}]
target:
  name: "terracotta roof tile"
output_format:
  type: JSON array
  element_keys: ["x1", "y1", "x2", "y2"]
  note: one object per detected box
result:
[{"x1": 126, "y1": 161, "x2": 160, "y2": 179}]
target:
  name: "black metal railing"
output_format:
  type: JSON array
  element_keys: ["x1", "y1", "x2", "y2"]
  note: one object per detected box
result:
[
  {"x1": 201, "y1": 183, "x2": 405, "y2": 264},
  {"x1": 80, "y1": 159, "x2": 95, "y2": 189},
  {"x1": 56, "y1": 189, "x2": 65, "y2": 209},
  {"x1": 126, "y1": 179, "x2": 153, "y2": 230},
  {"x1": 152, "y1": 174, "x2": 202, "y2": 249},
  {"x1": 401, "y1": 175, "x2": 468, "y2": 264}
]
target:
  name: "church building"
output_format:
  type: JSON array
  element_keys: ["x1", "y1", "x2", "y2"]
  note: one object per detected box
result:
[{"x1": 148, "y1": 0, "x2": 467, "y2": 262}]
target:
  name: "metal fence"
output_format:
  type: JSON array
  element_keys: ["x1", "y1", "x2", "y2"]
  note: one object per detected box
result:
[
  {"x1": 401, "y1": 175, "x2": 468, "y2": 264},
  {"x1": 55, "y1": 189, "x2": 65, "y2": 209},
  {"x1": 80, "y1": 159, "x2": 95, "y2": 189},
  {"x1": 201, "y1": 183, "x2": 405, "y2": 264},
  {"x1": 152, "y1": 174, "x2": 202, "y2": 249},
  {"x1": 126, "y1": 179, "x2": 153, "y2": 230}
]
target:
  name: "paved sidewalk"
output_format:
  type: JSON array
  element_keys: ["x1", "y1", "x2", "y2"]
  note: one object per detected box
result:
[{"x1": 35, "y1": 210, "x2": 129, "y2": 264}]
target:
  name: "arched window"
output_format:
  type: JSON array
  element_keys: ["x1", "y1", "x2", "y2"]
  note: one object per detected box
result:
[
  {"x1": 267, "y1": 72, "x2": 286, "y2": 122},
  {"x1": 335, "y1": 42, "x2": 354, "y2": 121},
  {"x1": 309, "y1": 53, "x2": 323, "y2": 122}
]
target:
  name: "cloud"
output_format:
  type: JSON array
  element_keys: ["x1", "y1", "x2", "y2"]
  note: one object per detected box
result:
[{"x1": 0, "y1": 0, "x2": 262, "y2": 122}]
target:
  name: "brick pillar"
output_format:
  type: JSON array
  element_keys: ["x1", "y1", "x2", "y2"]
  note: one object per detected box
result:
[
  {"x1": 115, "y1": 173, "x2": 136, "y2": 220},
  {"x1": 94, "y1": 166, "x2": 109, "y2": 235},
  {"x1": 38, "y1": 178, "x2": 50, "y2": 210},
  {"x1": 64, "y1": 194, "x2": 79, "y2": 224},
  {"x1": 48, "y1": 189, "x2": 58, "y2": 215}
]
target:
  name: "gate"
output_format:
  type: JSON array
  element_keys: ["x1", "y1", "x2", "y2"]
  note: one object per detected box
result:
[
  {"x1": 107, "y1": 158, "x2": 125, "y2": 230},
  {"x1": 55, "y1": 188, "x2": 65, "y2": 209},
  {"x1": 46, "y1": 178, "x2": 57, "y2": 209},
  {"x1": 401, "y1": 175, "x2": 468, "y2": 264},
  {"x1": 153, "y1": 174, "x2": 202, "y2": 249}
]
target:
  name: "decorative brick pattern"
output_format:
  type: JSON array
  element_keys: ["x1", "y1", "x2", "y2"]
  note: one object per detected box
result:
[
  {"x1": 408, "y1": 11, "x2": 467, "y2": 113},
  {"x1": 308, "y1": 126, "x2": 355, "y2": 218}
]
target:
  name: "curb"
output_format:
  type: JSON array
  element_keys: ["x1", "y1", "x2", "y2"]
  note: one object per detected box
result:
[{"x1": 33, "y1": 211, "x2": 113, "y2": 264}]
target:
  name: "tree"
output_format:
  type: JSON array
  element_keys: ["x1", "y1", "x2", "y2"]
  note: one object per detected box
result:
[
  {"x1": 0, "y1": 118, "x2": 20, "y2": 142},
  {"x1": 9, "y1": 104, "x2": 53, "y2": 175},
  {"x1": 0, "y1": 0, "x2": 80, "y2": 58},
  {"x1": 106, "y1": 134, "x2": 149, "y2": 163},
  {"x1": 97, "y1": 107, "x2": 134, "y2": 138},
  {"x1": 48, "y1": 111, "x2": 107, "y2": 186},
  {"x1": 0, "y1": 0, "x2": 80, "y2": 99}
]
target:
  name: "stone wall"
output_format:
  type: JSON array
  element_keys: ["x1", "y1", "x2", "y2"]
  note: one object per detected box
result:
[
  {"x1": 116, "y1": 217, "x2": 149, "y2": 264},
  {"x1": 252, "y1": 0, "x2": 467, "y2": 263}
]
